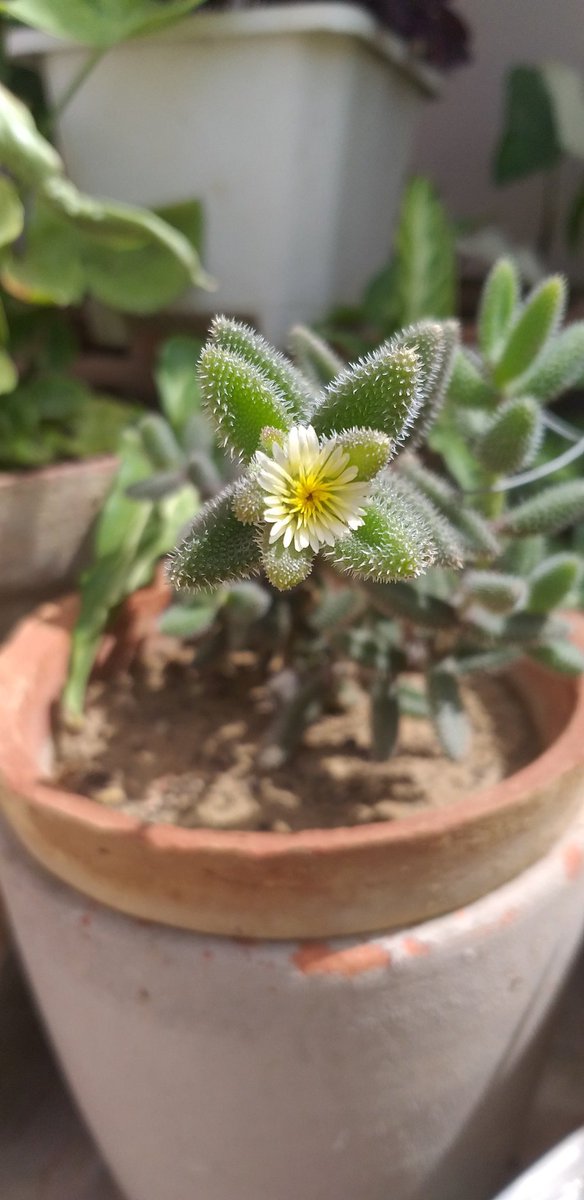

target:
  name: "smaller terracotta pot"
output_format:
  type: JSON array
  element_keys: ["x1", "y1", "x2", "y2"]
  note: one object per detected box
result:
[
  {"x1": 0, "y1": 457, "x2": 117, "y2": 620},
  {"x1": 0, "y1": 600, "x2": 583, "y2": 939}
]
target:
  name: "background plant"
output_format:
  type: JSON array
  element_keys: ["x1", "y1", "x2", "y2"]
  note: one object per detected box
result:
[
  {"x1": 494, "y1": 62, "x2": 584, "y2": 259},
  {"x1": 0, "y1": 78, "x2": 209, "y2": 467}
]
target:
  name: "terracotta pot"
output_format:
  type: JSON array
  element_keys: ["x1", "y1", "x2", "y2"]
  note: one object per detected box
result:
[
  {"x1": 0, "y1": 601, "x2": 583, "y2": 1200},
  {"x1": 0, "y1": 600, "x2": 583, "y2": 939},
  {"x1": 0, "y1": 458, "x2": 117, "y2": 632}
]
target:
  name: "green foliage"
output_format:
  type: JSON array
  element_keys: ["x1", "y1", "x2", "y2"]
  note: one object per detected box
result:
[
  {"x1": 316, "y1": 175, "x2": 456, "y2": 356},
  {"x1": 312, "y1": 341, "x2": 421, "y2": 441},
  {"x1": 478, "y1": 258, "x2": 519, "y2": 364},
  {"x1": 492, "y1": 276, "x2": 565, "y2": 387},
  {"x1": 476, "y1": 397, "x2": 542, "y2": 474},
  {"x1": 392, "y1": 177, "x2": 456, "y2": 325},
  {"x1": 68, "y1": 264, "x2": 584, "y2": 774},
  {"x1": 289, "y1": 324, "x2": 344, "y2": 388},
  {"x1": 494, "y1": 66, "x2": 562, "y2": 184},
  {"x1": 0, "y1": 0, "x2": 206, "y2": 47},
  {"x1": 0, "y1": 83, "x2": 209, "y2": 314},
  {"x1": 199, "y1": 346, "x2": 292, "y2": 460},
  {"x1": 64, "y1": 336, "x2": 215, "y2": 716}
]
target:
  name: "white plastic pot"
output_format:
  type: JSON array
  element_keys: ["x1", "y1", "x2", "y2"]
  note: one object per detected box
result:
[
  {"x1": 1, "y1": 811, "x2": 584, "y2": 1200},
  {"x1": 9, "y1": 5, "x2": 438, "y2": 345}
]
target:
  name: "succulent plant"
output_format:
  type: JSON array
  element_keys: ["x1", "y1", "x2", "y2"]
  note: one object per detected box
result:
[
  {"x1": 68, "y1": 261, "x2": 584, "y2": 769},
  {"x1": 169, "y1": 315, "x2": 459, "y2": 594}
]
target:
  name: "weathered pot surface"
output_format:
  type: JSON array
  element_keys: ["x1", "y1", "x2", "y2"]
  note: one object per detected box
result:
[
  {"x1": 0, "y1": 456, "x2": 117, "y2": 600},
  {"x1": 0, "y1": 809, "x2": 583, "y2": 1200},
  {"x1": 0, "y1": 600, "x2": 583, "y2": 938}
]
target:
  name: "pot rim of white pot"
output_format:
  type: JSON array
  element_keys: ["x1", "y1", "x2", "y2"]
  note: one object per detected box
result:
[
  {"x1": 6, "y1": 4, "x2": 441, "y2": 97},
  {"x1": 0, "y1": 597, "x2": 583, "y2": 939}
]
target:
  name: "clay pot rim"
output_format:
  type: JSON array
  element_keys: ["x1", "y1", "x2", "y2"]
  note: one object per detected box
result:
[
  {"x1": 0, "y1": 454, "x2": 117, "y2": 491},
  {"x1": 13, "y1": 604, "x2": 584, "y2": 860}
]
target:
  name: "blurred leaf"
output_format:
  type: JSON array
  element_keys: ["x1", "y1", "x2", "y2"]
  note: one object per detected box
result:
[
  {"x1": 1, "y1": 203, "x2": 84, "y2": 305},
  {"x1": 427, "y1": 666, "x2": 470, "y2": 760},
  {"x1": 542, "y1": 62, "x2": 584, "y2": 159},
  {"x1": 0, "y1": 81, "x2": 61, "y2": 186},
  {"x1": 156, "y1": 198, "x2": 204, "y2": 255},
  {"x1": 393, "y1": 177, "x2": 456, "y2": 323},
  {"x1": 567, "y1": 181, "x2": 584, "y2": 249},
  {"x1": 0, "y1": 0, "x2": 207, "y2": 47},
  {"x1": 494, "y1": 66, "x2": 562, "y2": 184},
  {"x1": 493, "y1": 276, "x2": 565, "y2": 386},
  {"x1": 155, "y1": 335, "x2": 204, "y2": 435},
  {"x1": 0, "y1": 176, "x2": 24, "y2": 248},
  {"x1": 0, "y1": 348, "x2": 17, "y2": 394},
  {"x1": 67, "y1": 393, "x2": 138, "y2": 459},
  {"x1": 371, "y1": 675, "x2": 399, "y2": 760},
  {"x1": 159, "y1": 599, "x2": 219, "y2": 639}
]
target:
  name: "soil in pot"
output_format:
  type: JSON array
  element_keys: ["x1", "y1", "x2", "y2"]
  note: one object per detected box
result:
[{"x1": 52, "y1": 640, "x2": 539, "y2": 833}]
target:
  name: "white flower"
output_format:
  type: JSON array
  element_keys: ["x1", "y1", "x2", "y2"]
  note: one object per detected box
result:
[{"x1": 255, "y1": 425, "x2": 369, "y2": 554}]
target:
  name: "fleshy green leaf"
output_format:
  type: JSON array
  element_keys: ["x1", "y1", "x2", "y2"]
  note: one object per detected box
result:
[
  {"x1": 529, "y1": 639, "x2": 584, "y2": 676},
  {"x1": 0, "y1": 176, "x2": 24, "y2": 249},
  {"x1": 447, "y1": 348, "x2": 497, "y2": 408},
  {"x1": 138, "y1": 414, "x2": 184, "y2": 471},
  {"x1": 400, "y1": 459, "x2": 501, "y2": 558},
  {"x1": 478, "y1": 259, "x2": 519, "y2": 363},
  {"x1": 371, "y1": 675, "x2": 399, "y2": 760},
  {"x1": 493, "y1": 276, "x2": 566, "y2": 386},
  {"x1": 231, "y1": 470, "x2": 265, "y2": 525},
  {"x1": 0, "y1": 350, "x2": 17, "y2": 395},
  {"x1": 199, "y1": 347, "x2": 292, "y2": 460},
  {"x1": 324, "y1": 475, "x2": 436, "y2": 583},
  {"x1": 158, "y1": 599, "x2": 219, "y2": 639},
  {"x1": 392, "y1": 319, "x2": 458, "y2": 446},
  {"x1": 1, "y1": 203, "x2": 84, "y2": 305},
  {"x1": 368, "y1": 580, "x2": 458, "y2": 629},
  {"x1": 289, "y1": 324, "x2": 344, "y2": 388},
  {"x1": 517, "y1": 322, "x2": 584, "y2": 401},
  {"x1": 154, "y1": 335, "x2": 204, "y2": 436},
  {"x1": 464, "y1": 570, "x2": 527, "y2": 614},
  {"x1": 328, "y1": 428, "x2": 392, "y2": 480},
  {"x1": 169, "y1": 488, "x2": 261, "y2": 591},
  {"x1": 498, "y1": 480, "x2": 584, "y2": 537},
  {"x1": 427, "y1": 667, "x2": 470, "y2": 760},
  {"x1": 527, "y1": 553, "x2": 582, "y2": 613},
  {"x1": 0, "y1": 81, "x2": 61, "y2": 187},
  {"x1": 312, "y1": 340, "x2": 421, "y2": 442},
  {"x1": 494, "y1": 66, "x2": 562, "y2": 184},
  {"x1": 211, "y1": 317, "x2": 313, "y2": 420},
  {"x1": 0, "y1": 0, "x2": 206, "y2": 47},
  {"x1": 393, "y1": 176, "x2": 456, "y2": 323},
  {"x1": 261, "y1": 537, "x2": 313, "y2": 591},
  {"x1": 476, "y1": 396, "x2": 542, "y2": 474}
]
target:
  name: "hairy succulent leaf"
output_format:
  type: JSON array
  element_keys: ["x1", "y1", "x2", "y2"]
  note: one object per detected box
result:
[
  {"x1": 328, "y1": 428, "x2": 392, "y2": 480},
  {"x1": 478, "y1": 258, "x2": 519, "y2": 364},
  {"x1": 261, "y1": 537, "x2": 313, "y2": 591},
  {"x1": 529, "y1": 639, "x2": 584, "y2": 675},
  {"x1": 393, "y1": 319, "x2": 458, "y2": 446},
  {"x1": 516, "y1": 321, "x2": 584, "y2": 400},
  {"x1": 231, "y1": 470, "x2": 265, "y2": 525},
  {"x1": 527, "y1": 553, "x2": 582, "y2": 613},
  {"x1": 289, "y1": 324, "x2": 344, "y2": 388},
  {"x1": 451, "y1": 647, "x2": 521, "y2": 674},
  {"x1": 312, "y1": 340, "x2": 421, "y2": 443},
  {"x1": 493, "y1": 275, "x2": 566, "y2": 386},
  {"x1": 324, "y1": 474, "x2": 436, "y2": 583},
  {"x1": 368, "y1": 581, "x2": 457, "y2": 629},
  {"x1": 447, "y1": 348, "x2": 497, "y2": 408},
  {"x1": 464, "y1": 570, "x2": 527, "y2": 614},
  {"x1": 476, "y1": 396, "x2": 542, "y2": 474},
  {"x1": 199, "y1": 346, "x2": 292, "y2": 460},
  {"x1": 401, "y1": 459, "x2": 500, "y2": 558},
  {"x1": 371, "y1": 675, "x2": 399, "y2": 760},
  {"x1": 427, "y1": 667, "x2": 470, "y2": 760},
  {"x1": 169, "y1": 487, "x2": 260, "y2": 591},
  {"x1": 498, "y1": 480, "x2": 584, "y2": 537},
  {"x1": 309, "y1": 588, "x2": 363, "y2": 634},
  {"x1": 139, "y1": 414, "x2": 184, "y2": 470},
  {"x1": 390, "y1": 475, "x2": 464, "y2": 567},
  {"x1": 210, "y1": 316, "x2": 312, "y2": 419}
]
